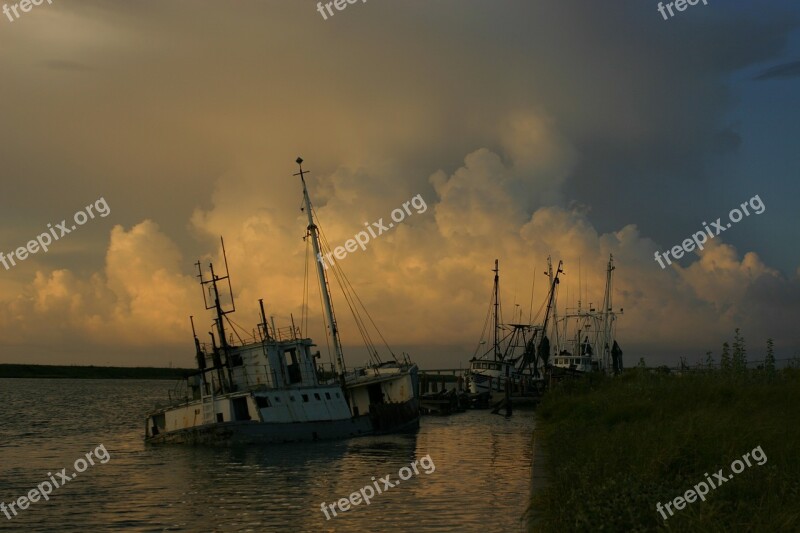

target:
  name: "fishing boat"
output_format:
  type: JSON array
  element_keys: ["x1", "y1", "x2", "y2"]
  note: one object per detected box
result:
[
  {"x1": 551, "y1": 255, "x2": 623, "y2": 374},
  {"x1": 465, "y1": 259, "x2": 554, "y2": 398},
  {"x1": 144, "y1": 158, "x2": 419, "y2": 444}
]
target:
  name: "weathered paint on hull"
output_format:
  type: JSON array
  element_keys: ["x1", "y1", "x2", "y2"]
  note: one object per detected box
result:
[
  {"x1": 369, "y1": 397, "x2": 420, "y2": 434},
  {"x1": 146, "y1": 416, "x2": 373, "y2": 445},
  {"x1": 146, "y1": 397, "x2": 420, "y2": 445}
]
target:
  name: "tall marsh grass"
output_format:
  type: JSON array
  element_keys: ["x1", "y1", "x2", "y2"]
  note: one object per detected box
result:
[{"x1": 530, "y1": 369, "x2": 800, "y2": 532}]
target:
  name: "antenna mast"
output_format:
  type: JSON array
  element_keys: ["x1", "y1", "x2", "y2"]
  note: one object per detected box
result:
[{"x1": 196, "y1": 236, "x2": 237, "y2": 391}]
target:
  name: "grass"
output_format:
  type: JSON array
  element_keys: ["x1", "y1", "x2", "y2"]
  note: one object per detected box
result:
[{"x1": 529, "y1": 369, "x2": 800, "y2": 532}]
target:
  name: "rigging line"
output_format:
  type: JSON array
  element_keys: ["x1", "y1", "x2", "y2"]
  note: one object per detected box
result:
[
  {"x1": 302, "y1": 235, "x2": 311, "y2": 337},
  {"x1": 331, "y1": 254, "x2": 397, "y2": 361},
  {"x1": 307, "y1": 217, "x2": 351, "y2": 369},
  {"x1": 313, "y1": 209, "x2": 384, "y2": 365},
  {"x1": 472, "y1": 280, "x2": 495, "y2": 359},
  {"x1": 309, "y1": 230, "x2": 338, "y2": 374},
  {"x1": 528, "y1": 265, "x2": 536, "y2": 324},
  {"x1": 224, "y1": 315, "x2": 246, "y2": 345},
  {"x1": 328, "y1": 261, "x2": 380, "y2": 366},
  {"x1": 315, "y1": 260, "x2": 336, "y2": 375},
  {"x1": 315, "y1": 231, "x2": 380, "y2": 367},
  {"x1": 323, "y1": 248, "x2": 382, "y2": 366}
]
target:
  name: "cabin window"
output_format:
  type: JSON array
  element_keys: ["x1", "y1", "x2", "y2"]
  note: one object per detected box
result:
[
  {"x1": 314, "y1": 393, "x2": 321, "y2": 401},
  {"x1": 302, "y1": 394, "x2": 309, "y2": 403},
  {"x1": 284, "y1": 348, "x2": 302, "y2": 384},
  {"x1": 290, "y1": 395, "x2": 296, "y2": 402},
  {"x1": 256, "y1": 396, "x2": 270, "y2": 408},
  {"x1": 335, "y1": 392, "x2": 340, "y2": 398},
  {"x1": 216, "y1": 413, "x2": 224, "y2": 422},
  {"x1": 325, "y1": 392, "x2": 331, "y2": 400},
  {"x1": 274, "y1": 396, "x2": 281, "y2": 403}
]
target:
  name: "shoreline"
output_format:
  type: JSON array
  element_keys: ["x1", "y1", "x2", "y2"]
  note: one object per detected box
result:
[{"x1": 0, "y1": 363, "x2": 191, "y2": 380}]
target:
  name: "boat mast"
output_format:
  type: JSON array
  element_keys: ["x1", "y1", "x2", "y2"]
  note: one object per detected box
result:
[
  {"x1": 493, "y1": 259, "x2": 500, "y2": 361},
  {"x1": 195, "y1": 238, "x2": 237, "y2": 392},
  {"x1": 538, "y1": 258, "x2": 563, "y2": 362},
  {"x1": 295, "y1": 157, "x2": 347, "y2": 375},
  {"x1": 601, "y1": 254, "x2": 615, "y2": 371}
]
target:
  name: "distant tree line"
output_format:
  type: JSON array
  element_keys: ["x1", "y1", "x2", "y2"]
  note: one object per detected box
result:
[
  {"x1": 0, "y1": 364, "x2": 191, "y2": 380},
  {"x1": 636, "y1": 328, "x2": 798, "y2": 374}
]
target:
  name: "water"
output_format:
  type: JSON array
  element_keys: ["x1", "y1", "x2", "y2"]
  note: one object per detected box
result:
[{"x1": 0, "y1": 379, "x2": 535, "y2": 532}]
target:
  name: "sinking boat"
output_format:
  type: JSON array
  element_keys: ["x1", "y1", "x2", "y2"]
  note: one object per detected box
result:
[{"x1": 145, "y1": 158, "x2": 419, "y2": 444}]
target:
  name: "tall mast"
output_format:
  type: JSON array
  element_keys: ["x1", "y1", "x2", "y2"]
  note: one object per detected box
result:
[
  {"x1": 493, "y1": 259, "x2": 500, "y2": 361},
  {"x1": 295, "y1": 157, "x2": 347, "y2": 375},
  {"x1": 602, "y1": 254, "x2": 615, "y2": 371},
  {"x1": 541, "y1": 258, "x2": 563, "y2": 345}
]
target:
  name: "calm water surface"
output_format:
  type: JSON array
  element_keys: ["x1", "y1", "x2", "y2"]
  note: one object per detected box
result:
[{"x1": 0, "y1": 379, "x2": 534, "y2": 532}]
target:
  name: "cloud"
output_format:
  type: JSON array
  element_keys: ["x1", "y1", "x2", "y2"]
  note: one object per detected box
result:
[
  {"x1": 40, "y1": 59, "x2": 96, "y2": 72},
  {"x1": 1, "y1": 130, "x2": 798, "y2": 366},
  {"x1": 0, "y1": 221, "x2": 201, "y2": 363},
  {"x1": 753, "y1": 59, "x2": 800, "y2": 80},
  {"x1": 1, "y1": 1, "x2": 799, "y2": 366}
]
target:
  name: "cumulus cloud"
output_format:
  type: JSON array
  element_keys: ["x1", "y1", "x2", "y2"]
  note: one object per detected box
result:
[
  {"x1": 1, "y1": 134, "x2": 798, "y2": 366},
  {"x1": 0, "y1": 221, "x2": 201, "y2": 363},
  {"x1": 1, "y1": 1, "x2": 798, "y2": 366}
]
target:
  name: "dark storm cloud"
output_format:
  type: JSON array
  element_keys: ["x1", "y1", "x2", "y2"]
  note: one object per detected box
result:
[{"x1": 753, "y1": 59, "x2": 800, "y2": 80}]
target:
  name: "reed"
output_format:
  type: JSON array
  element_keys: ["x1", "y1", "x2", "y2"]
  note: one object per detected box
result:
[{"x1": 529, "y1": 368, "x2": 800, "y2": 531}]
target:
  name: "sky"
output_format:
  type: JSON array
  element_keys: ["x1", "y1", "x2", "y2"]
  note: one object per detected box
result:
[{"x1": 0, "y1": 0, "x2": 798, "y2": 369}]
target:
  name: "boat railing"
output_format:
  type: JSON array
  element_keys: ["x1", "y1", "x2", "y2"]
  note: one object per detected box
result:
[{"x1": 273, "y1": 326, "x2": 301, "y2": 342}]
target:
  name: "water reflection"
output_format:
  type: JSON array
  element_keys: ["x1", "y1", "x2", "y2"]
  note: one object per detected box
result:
[{"x1": 0, "y1": 379, "x2": 533, "y2": 532}]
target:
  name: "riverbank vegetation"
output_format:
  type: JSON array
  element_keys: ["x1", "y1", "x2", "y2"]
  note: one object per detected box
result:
[{"x1": 530, "y1": 361, "x2": 800, "y2": 530}]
